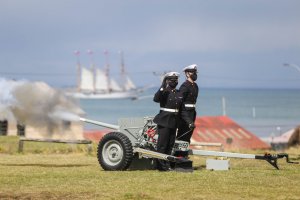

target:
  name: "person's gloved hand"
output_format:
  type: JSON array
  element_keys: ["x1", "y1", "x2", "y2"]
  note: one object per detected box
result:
[
  {"x1": 161, "y1": 77, "x2": 167, "y2": 89},
  {"x1": 189, "y1": 123, "x2": 195, "y2": 129}
]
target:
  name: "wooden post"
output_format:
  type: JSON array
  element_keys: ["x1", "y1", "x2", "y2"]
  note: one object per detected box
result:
[
  {"x1": 87, "y1": 144, "x2": 92, "y2": 154},
  {"x1": 0, "y1": 120, "x2": 8, "y2": 136},
  {"x1": 18, "y1": 140, "x2": 24, "y2": 153}
]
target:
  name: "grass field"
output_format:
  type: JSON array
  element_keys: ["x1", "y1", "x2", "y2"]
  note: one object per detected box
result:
[{"x1": 0, "y1": 136, "x2": 300, "y2": 200}]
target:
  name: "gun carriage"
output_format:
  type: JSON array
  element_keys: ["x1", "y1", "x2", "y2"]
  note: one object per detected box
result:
[{"x1": 80, "y1": 117, "x2": 298, "y2": 171}]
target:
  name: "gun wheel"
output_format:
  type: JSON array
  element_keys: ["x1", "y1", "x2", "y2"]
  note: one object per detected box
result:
[{"x1": 97, "y1": 132, "x2": 133, "y2": 171}]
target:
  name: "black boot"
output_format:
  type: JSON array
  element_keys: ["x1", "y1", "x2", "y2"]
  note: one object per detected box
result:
[{"x1": 156, "y1": 159, "x2": 172, "y2": 171}]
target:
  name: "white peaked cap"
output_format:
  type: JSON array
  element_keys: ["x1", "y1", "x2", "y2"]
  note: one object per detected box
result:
[
  {"x1": 164, "y1": 71, "x2": 180, "y2": 79},
  {"x1": 183, "y1": 64, "x2": 197, "y2": 72}
]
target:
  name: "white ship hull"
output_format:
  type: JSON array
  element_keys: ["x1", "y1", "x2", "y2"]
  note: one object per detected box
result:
[{"x1": 67, "y1": 91, "x2": 138, "y2": 100}]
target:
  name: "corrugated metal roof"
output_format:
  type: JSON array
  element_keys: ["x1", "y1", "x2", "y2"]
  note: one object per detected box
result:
[{"x1": 192, "y1": 116, "x2": 270, "y2": 150}]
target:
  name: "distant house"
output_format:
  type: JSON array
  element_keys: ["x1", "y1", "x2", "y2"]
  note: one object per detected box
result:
[
  {"x1": 0, "y1": 120, "x2": 84, "y2": 140},
  {"x1": 192, "y1": 116, "x2": 270, "y2": 150},
  {"x1": 270, "y1": 127, "x2": 300, "y2": 150}
]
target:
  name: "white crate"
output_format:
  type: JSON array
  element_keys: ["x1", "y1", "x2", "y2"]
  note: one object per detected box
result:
[{"x1": 206, "y1": 159, "x2": 230, "y2": 171}]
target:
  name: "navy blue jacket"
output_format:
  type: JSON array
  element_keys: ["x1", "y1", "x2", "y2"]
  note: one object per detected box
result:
[{"x1": 153, "y1": 87, "x2": 183, "y2": 129}]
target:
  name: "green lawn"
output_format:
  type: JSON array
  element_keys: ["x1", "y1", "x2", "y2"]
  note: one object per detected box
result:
[{"x1": 0, "y1": 136, "x2": 299, "y2": 200}]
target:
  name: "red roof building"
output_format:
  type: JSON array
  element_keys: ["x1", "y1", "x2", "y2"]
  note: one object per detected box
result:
[
  {"x1": 192, "y1": 116, "x2": 270, "y2": 150},
  {"x1": 84, "y1": 129, "x2": 110, "y2": 141}
]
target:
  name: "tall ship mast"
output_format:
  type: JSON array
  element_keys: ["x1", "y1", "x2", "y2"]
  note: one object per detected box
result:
[
  {"x1": 74, "y1": 50, "x2": 81, "y2": 92},
  {"x1": 119, "y1": 51, "x2": 136, "y2": 91}
]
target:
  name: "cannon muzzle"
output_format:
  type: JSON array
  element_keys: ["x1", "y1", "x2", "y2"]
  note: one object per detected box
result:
[{"x1": 80, "y1": 118, "x2": 120, "y2": 130}]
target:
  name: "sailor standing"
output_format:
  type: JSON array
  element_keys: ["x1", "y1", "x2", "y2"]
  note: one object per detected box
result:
[
  {"x1": 153, "y1": 72, "x2": 182, "y2": 171},
  {"x1": 177, "y1": 64, "x2": 199, "y2": 144}
]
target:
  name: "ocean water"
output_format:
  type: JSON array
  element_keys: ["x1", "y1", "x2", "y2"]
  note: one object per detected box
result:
[{"x1": 78, "y1": 88, "x2": 300, "y2": 138}]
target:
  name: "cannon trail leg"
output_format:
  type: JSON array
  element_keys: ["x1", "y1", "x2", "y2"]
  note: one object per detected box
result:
[{"x1": 190, "y1": 150, "x2": 299, "y2": 170}]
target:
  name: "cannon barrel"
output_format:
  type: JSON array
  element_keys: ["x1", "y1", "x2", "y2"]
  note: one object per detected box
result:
[{"x1": 80, "y1": 118, "x2": 120, "y2": 130}]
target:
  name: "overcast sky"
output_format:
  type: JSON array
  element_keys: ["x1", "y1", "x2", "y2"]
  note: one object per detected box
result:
[{"x1": 0, "y1": 0, "x2": 300, "y2": 88}]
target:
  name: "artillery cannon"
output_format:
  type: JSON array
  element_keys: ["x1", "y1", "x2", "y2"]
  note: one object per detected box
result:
[{"x1": 80, "y1": 117, "x2": 298, "y2": 171}]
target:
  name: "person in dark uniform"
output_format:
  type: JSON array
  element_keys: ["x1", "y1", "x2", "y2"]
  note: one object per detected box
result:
[
  {"x1": 177, "y1": 64, "x2": 199, "y2": 144},
  {"x1": 153, "y1": 71, "x2": 182, "y2": 171}
]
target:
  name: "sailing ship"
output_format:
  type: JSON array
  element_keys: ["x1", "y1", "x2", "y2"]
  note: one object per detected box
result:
[{"x1": 67, "y1": 50, "x2": 138, "y2": 100}]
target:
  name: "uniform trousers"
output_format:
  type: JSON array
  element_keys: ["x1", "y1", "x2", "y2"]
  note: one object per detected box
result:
[
  {"x1": 156, "y1": 125, "x2": 176, "y2": 170},
  {"x1": 177, "y1": 110, "x2": 196, "y2": 143}
]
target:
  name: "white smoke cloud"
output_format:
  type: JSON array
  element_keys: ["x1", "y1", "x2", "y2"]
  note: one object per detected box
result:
[{"x1": 0, "y1": 78, "x2": 84, "y2": 130}]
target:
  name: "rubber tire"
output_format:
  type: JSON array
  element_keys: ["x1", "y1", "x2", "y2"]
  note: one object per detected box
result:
[{"x1": 97, "y1": 132, "x2": 133, "y2": 171}]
